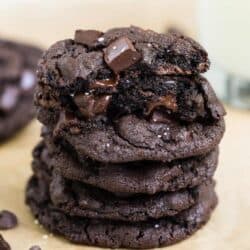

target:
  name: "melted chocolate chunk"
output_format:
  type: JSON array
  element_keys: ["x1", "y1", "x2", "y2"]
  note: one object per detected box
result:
[
  {"x1": 74, "y1": 30, "x2": 103, "y2": 47},
  {"x1": 0, "y1": 86, "x2": 19, "y2": 113},
  {"x1": 147, "y1": 94, "x2": 177, "y2": 115},
  {"x1": 89, "y1": 78, "x2": 118, "y2": 90},
  {"x1": 0, "y1": 210, "x2": 18, "y2": 230},
  {"x1": 104, "y1": 37, "x2": 141, "y2": 73},
  {"x1": 74, "y1": 94, "x2": 111, "y2": 118},
  {"x1": 0, "y1": 234, "x2": 11, "y2": 250}
]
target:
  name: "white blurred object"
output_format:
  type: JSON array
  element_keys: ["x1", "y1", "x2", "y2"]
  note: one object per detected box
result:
[{"x1": 198, "y1": 0, "x2": 250, "y2": 108}]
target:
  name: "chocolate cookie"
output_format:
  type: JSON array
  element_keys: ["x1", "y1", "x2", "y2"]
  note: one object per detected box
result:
[
  {"x1": 26, "y1": 175, "x2": 217, "y2": 249},
  {"x1": 43, "y1": 113, "x2": 224, "y2": 163},
  {"x1": 34, "y1": 140, "x2": 218, "y2": 195},
  {"x1": 31, "y1": 153, "x2": 214, "y2": 221},
  {"x1": 0, "y1": 39, "x2": 42, "y2": 141},
  {"x1": 35, "y1": 26, "x2": 224, "y2": 130},
  {"x1": 38, "y1": 26, "x2": 209, "y2": 89}
]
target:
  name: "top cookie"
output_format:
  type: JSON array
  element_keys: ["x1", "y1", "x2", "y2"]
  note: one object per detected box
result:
[{"x1": 37, "y1": 26, "x2": 209, "y2": 90}]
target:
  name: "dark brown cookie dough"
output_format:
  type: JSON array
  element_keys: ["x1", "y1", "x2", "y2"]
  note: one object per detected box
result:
[
  {"x1": 35, "y1": 74, "x2": 225, "y2": 123},
  {"x1": 34, "y1": 140, "x2": 218, "y2": 195},
  {"x1": 0, "y1": 39, "x2": 42, "y2": 141},
  {"x1": 26, "y1": 175, "x2": 217, "y2": 249}
]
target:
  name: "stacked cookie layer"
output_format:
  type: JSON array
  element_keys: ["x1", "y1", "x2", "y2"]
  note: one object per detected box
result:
[{"x1": 26, "y1": 26, "x2": 226, "y2": 249}]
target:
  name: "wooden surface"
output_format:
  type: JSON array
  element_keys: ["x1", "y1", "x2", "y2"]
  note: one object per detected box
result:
[{"x1": 0, "y1": 107, "x2": 250, "y2": 250}]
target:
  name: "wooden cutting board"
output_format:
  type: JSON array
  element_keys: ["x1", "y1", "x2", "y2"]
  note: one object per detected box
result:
[{"x1": 0, "y1": 107, "x2": 250, "y2": 250}]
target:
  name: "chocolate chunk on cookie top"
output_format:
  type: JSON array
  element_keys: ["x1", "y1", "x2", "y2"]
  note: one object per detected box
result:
[
  {"x1": 74, "y1": 29, "x2": 103, "y2": 47},
  {"x1": 38, "y1": 26, "x2": 210, "y2": 89},
  {"x1": 104, "y1": 37, "x2": 141, "y2": 73}
]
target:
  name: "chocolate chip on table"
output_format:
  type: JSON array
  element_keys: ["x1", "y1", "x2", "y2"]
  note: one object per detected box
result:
[
  {"x1": 29, "y1": 245, "x2": 41, "y2": 250},
  {"x1": 0, "y1": 234, "x2": 11, "y2": 250},
  {"x1": 0, "y1": 86, "x2": 19, "y2": 113},
  {"x1": 74, "y1": 29, "x2": 103, "y2": 47},
  {"x1": 104, "y1": 37, "x2": 141, "y2": 73},
  {"x1": 0, "y1": 210, "x2": 18, "y2": 230}
]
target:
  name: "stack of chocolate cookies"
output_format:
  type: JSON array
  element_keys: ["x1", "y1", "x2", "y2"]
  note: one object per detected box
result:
[{"x1": 26, "y1": 26, "x2": 226, "y2": 249}]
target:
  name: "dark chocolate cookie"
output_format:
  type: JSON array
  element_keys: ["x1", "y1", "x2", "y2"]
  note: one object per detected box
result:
[
  {"x1": 0, "y1": 39, "x2": 42, "y2": 141},
  {"x1": 43, "y1": 113, "x2": 225, "y2": 163},
  {"x1": 35, "y1": 26, "x2": 221, "y2": 126},
  {"x1": 38, "y1": 26, "x2": 209, "y2": 89},
  {"x1": 26, "y1": 175, "x2": 217, "y2": 249},
  {"x1": 31, "y1": 153, "x2": 214, "y2": 221},
  {"x1": 34, "y1": 140, "x2": 218, "y2": 195}
]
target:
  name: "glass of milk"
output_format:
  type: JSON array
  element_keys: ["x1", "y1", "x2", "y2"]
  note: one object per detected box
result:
[{"x1": 197, "y1": 0, "x2": 250, "y2": 108}]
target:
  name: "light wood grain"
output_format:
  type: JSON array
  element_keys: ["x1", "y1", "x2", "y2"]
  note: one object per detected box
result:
[{"x1": 0, "y1": 107, "x2": 250, "y2": 250}]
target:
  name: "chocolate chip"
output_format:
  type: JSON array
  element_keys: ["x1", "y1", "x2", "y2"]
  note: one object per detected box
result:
[
  {"x1": 104, "y1": 37, "x2": 141, "y2": 73},
  {"x1": 0, "y1": 86, "x2": 19, "y2": 113},
  {"x1": 147, "y1": 95, "x2": 177, "y2": 115},
  {"x1": 29, "y1": 246, "x2": 41, "y2": 250},
  {"x1": 74, "y1": 30, "x2": 103, "y2": 47},
  {"x1": 89, "y1": 78, "x2": 118, "y2": 90},
  {"x1": 0, "y1": 234, "x2": 11, "y2": 250},
  {"x1": 0, "y1": 210, "x2": 18, "y2": 230},
  {"x1": 20, "y1": 70, "x2": 36, "y2": 92},
  {"x1": 74, "y1": 94, "x2": 111, "y2": 118}
]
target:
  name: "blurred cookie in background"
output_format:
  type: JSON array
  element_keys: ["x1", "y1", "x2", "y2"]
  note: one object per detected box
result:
[{"x1": 0, "y1": 39, "x2": 42, "y2": 142}]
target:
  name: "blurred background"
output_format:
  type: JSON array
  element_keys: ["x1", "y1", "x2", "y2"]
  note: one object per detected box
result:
[{"x1": 1, "y1": 0, "x2": 250, "y2": 108}]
